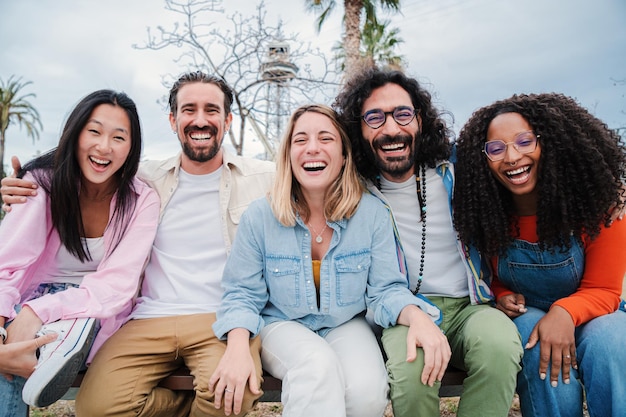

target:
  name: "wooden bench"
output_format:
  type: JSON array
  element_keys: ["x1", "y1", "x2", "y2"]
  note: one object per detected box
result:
[
  {"x1": 31, "y1": 365, "x2": 464, "y2": 415},
  {"x1": 43, "y1": 324, "x2": 468, "y2": 413},
  {"x1": 66, "y1": 365, "x2": 466, "y2": 402},
  {"x1": 60, "y1": 321, "x2": 468, "y2": 403}
]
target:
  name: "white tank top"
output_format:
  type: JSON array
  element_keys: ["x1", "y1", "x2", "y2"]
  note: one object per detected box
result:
[{"x1": 44, "y1": 237, "x2": 104, "y2": 285}]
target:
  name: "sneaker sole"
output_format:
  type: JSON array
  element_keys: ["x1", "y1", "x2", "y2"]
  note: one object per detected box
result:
[{"x1": 23, "y1": 319, "x2": 97, "y2": 407}]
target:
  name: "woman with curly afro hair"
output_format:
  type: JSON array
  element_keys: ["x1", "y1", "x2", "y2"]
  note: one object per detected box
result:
[{"x1": 453, "y1": 92, "x2": 626, "y2": 417}]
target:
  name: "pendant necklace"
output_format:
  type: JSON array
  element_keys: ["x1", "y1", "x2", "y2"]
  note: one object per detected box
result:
[{"x1": 308, "y1": 221, "x2": 328, "y2": 244}]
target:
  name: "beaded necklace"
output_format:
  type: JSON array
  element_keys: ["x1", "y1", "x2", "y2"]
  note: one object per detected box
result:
[{"x1": 414, "y1": 164, "x2": 427, "y2": 295}]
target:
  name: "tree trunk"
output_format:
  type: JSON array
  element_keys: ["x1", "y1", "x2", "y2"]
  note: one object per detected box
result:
[
  {"x1": 0, "y1": 130, "x2": 5, "y2": 179},
  {"x1": 343, "y1": 0, "x2": 363, "y2": 77}
]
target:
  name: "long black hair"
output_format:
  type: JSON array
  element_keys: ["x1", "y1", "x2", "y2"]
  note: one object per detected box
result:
[
  {"x1": 454, "y1": 92, "x2": 626, "y2": 257},
  {"x1": 20, "y1": 89, "x2": 143, "y2": 262}
]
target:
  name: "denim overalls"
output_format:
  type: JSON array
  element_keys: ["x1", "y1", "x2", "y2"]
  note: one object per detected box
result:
[{"x1": 496, "y1": 237, "x2": 626, "y2": 417}]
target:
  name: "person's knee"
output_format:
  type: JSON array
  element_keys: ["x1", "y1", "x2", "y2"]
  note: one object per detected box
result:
[
  {"x1": 512, "y1": 307, "x2": 544, "y2": 343},
  {"x1": 345, "y1": 372, "x2": 388, "y2": 417},
  {"x1": 472, "y1": 308, "x2": 522, "y2": 348},
  {"x1": 346, "y1": 391, "x2": 388, "y2": 417},
  {"x1": 76, "y1": 388, "x2": 116, "y2": 416},
  {"x1": 383, "y1": 341, "x2": 439, "y2": 413},
  {"x1": 385, "y1": 355, "x2": 428, "y2": 398},
  {"x1": 194, "y1": 386, "x2": 260, "y2": 416},
  {"x1": 295, "y1": 345, "x2": 343, "y2": 383},
  {"x1": 75, "y1": 375, "x2": 151, "y2": 416},
  {"x1": 477, "y1": 332, "x2": 523, "y2": 368},
  {"x1": 383, "y1": 326, "x2": 424, "y2": 386},
  {"x1": 464, "y1": 310, "x2": 523, "y2": 375},
  {"x1": 578, "y1": 314, "x2": 626, "y2": 358}
]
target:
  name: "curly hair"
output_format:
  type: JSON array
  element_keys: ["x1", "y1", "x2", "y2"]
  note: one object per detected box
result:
[
  {"x1": 453, "y1": 92, "x2": 626, "y2": 257},
  {"x1": 333, "y1": 67, "x2": 453, "y2": 182}
]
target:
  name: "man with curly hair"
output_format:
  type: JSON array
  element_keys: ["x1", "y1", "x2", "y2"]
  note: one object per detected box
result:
[
  {"x1": 333, "y1": 67, "x2": 523, "y2": 417},
  {"x1": 453, "y1": 93, "x2": 626, "y2": 417}
]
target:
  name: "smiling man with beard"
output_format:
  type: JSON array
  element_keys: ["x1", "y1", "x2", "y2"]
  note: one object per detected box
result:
[{"x1": 334, "y1": 68, "x2": 524, "y2": 417}]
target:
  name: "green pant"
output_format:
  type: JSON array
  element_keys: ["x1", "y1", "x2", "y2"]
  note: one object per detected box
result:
[{"x1": 382, "y1": 297, "x2": 522, "y2": 417}]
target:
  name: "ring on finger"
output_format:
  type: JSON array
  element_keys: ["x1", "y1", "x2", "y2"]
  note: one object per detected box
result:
[
  {"x1": 225, "y1": 388, "x2": 234, "y2": 393},
  {"x1": 564, "y1": 355, "x2": 571, "y2": 359}
]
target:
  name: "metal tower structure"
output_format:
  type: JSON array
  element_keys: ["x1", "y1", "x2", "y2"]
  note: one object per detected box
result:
[{"x1": 259, "y1": 42, "x2": 299, "y2": 157}]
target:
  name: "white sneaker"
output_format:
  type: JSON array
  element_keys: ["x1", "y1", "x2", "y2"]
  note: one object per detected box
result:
[{"x1": 22, "y1": 317, "x2": 97, "y2": 407}]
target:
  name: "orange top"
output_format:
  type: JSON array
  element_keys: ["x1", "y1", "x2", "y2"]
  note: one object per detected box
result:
[
  {"x1": 312, "y1": 260, "x2": 321, "y2": 307},
  {"x1": 491, "y1": 216, "x2": 626, "y2": 326}
]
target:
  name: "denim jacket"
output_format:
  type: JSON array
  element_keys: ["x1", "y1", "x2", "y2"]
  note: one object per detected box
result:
[
  {"x1": 213, "y1": 193, "x2": 437, "y2": 339},
  {"x1": 366, "y1": 158, "x2": 494, "y2": 306}
]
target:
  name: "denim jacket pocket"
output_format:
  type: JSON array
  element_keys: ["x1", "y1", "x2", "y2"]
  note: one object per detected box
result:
[
  {"x1": 265, "y1": 255, "x2": 301, "y2": 308},
  {"x1": 334, "y1": 250, "x2": 371, "y2": 306}
]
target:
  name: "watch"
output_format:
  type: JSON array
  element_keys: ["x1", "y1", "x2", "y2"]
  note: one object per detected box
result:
[{"x1": 0, "y1": 327, "x2": 6, "y2": 343}]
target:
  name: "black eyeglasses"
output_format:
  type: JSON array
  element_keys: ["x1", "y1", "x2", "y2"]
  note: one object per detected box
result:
[
  {"x1": 483, "y1": 131, "x2": 539, "y2": 162},
  {"x1": 361, "y1": 106, "x2": 417, "y2": 129}
]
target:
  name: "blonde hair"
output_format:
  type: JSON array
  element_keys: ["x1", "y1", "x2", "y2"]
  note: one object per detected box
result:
[{"x1": 270, "y1": 104, "x2": 365, "y2": 226}]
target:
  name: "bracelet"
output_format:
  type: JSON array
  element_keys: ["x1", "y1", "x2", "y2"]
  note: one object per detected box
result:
[{"x1": 0, "y1": 327, "x2": 6, "y2": 343}]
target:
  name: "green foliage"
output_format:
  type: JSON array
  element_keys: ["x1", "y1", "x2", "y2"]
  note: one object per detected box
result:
[
  {"x1": 305, "y1": 0, "x2": 402, "y2": 73},
  {"x1": 138, "y1": 0, "x2": 340, "y2": 157},
  {"x1": 0, "y1": 75, "x2": 43, "y2": 178},
  {"x1": 305, "y1": 0, "x2": 401, "y2": 33},
  {"x1": 333, "y1": 18, "x2": 404, "y2": 71}
]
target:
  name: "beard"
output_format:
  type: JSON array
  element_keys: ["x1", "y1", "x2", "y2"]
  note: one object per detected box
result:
[
  {"x1": 180, "y1": 125, "x2": 222, "y2": 163},
  {"x1": 370, "y1": 133, "x2": 416, "y2": 179}
]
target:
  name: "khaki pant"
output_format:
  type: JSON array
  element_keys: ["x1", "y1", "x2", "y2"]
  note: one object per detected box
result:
[{"x1": 76, "y1": 313, "x2": 262, "y2": 417}]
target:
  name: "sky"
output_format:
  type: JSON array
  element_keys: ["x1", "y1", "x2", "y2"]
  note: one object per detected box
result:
[{"x1": 1, "y1": 0, "x2": 625, "y2": 171}]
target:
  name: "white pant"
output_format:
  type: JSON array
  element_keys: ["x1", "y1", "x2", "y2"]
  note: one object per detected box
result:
[{"x1": 260, "y1": 317, "x2": 389, "y2": 417}]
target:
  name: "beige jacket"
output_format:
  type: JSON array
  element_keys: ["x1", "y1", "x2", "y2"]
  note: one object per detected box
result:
[{"x1": 138, "y1": 150, "x2": 275, "y2": 254}]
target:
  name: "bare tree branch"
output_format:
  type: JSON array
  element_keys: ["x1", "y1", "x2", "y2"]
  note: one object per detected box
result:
[{"x1": 134, "y1": 0, "x2": 341, "y2": 157}]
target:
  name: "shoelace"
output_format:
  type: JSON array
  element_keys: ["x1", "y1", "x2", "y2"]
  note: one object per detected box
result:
[{"x1": 34, "y1": 327, "x2": 65, "y2": 358}]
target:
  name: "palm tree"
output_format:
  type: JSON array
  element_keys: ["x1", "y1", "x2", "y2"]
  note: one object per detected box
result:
[
  {"x1": 362, "y1": 19, "x2": 404, "y2": 70},
  {"x1": 0, "y1": 75, "x2": 42, "y2": 178},
  {"x1": 305, "y1": 0, "x2": 401, "y2": 75},
  {"x1": 333, "y1": 18, "x2": 404, "y2": 71}
]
